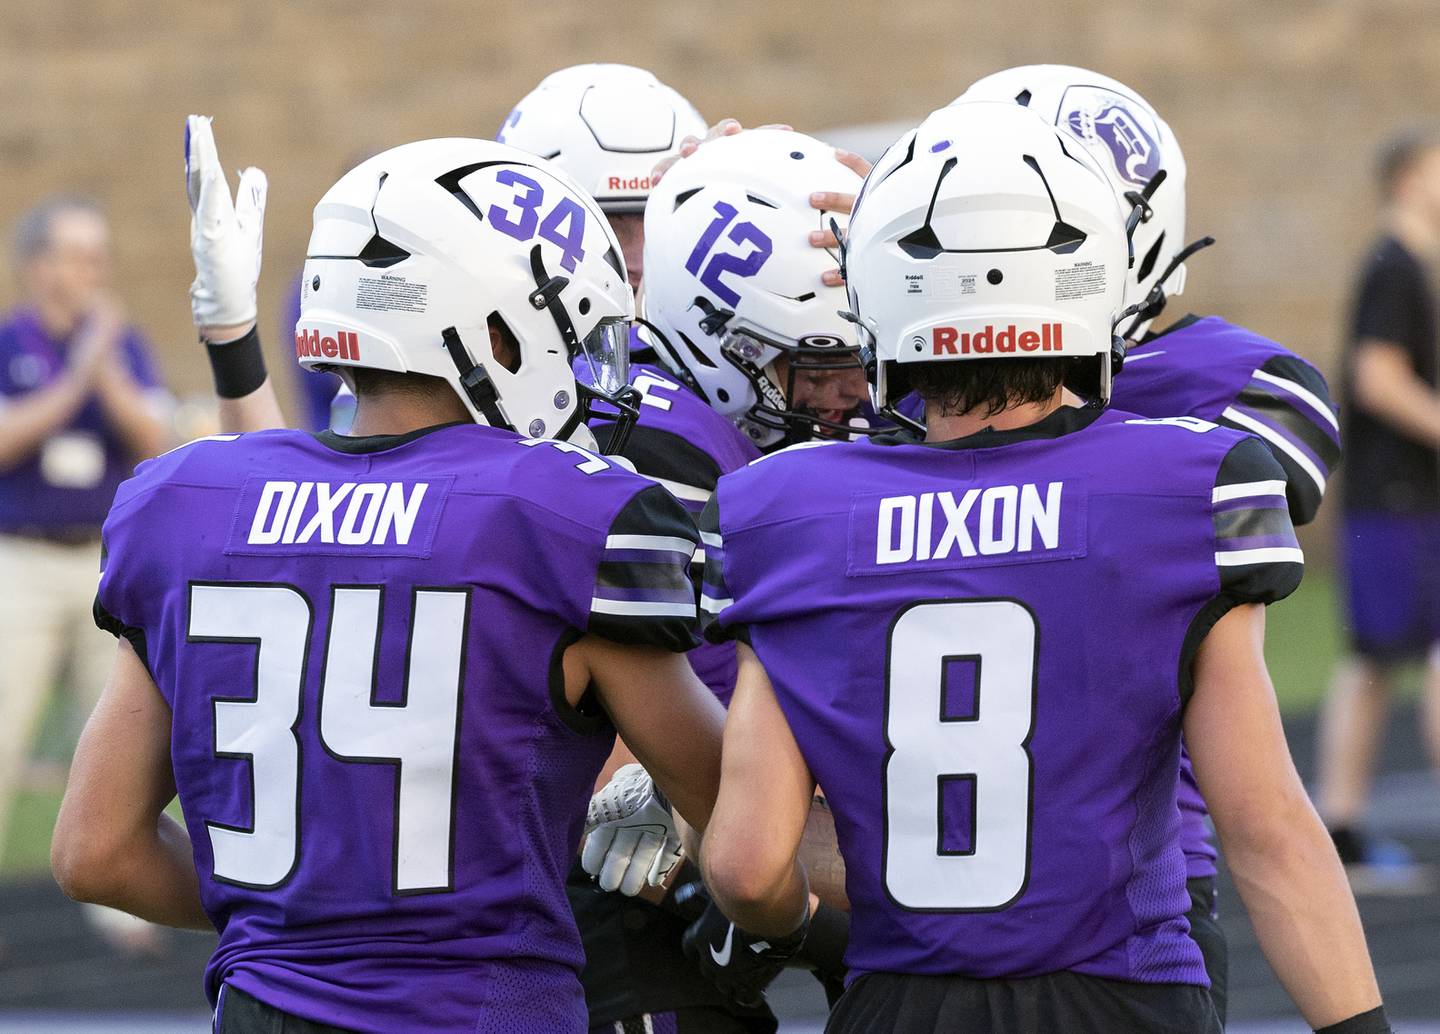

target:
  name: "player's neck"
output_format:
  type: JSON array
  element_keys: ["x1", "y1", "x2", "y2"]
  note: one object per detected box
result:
[
  {"x1": 347, "y1": 392, "x2": 471, "y2": 439},
  {"x1": 922, "y1": 387, "x2": 1068, "y2": 444},
  {"x1": 1387, "y1": 205, "x2": 1440, "y2": 259}
]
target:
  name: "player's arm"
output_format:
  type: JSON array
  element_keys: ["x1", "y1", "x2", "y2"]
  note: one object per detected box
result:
[
  {"x1": 51, "y1": 640, "x2": 211, "y2": 931},
  {"x1": 1186, "y1": 604, "x2": 1385, "y2": 1031},
  {"x1": 701, "y1": 643, "x2": 813, "y2": 937},
  {"x1": 185, "y1": 114, "x2": 287, "y2": 433},
  {"x1": 567, "y1": 636, "x2": 725, "y2": 833},
  {"x1": 1351, "y1": 337, "x2": 1440, "y2": 447}
]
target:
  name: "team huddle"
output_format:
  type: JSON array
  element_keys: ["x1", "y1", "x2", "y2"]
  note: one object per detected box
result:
[{"x1": 47, "y1": 62, "x2": 1387, "y2": 1034}]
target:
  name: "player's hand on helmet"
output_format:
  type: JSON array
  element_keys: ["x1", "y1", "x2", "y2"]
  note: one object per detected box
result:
[
  {"x1": 651, "y1": 118, "x2": 795, "y2": 185},
  {"x1": 680, "y1": 890, "x2": 809, "y2": 1008},
  {"x1": 810, "y1": 149, "x2": 873, "y2": 287},
  {"x1": 185, "y1": 114, "x2": 267, "y2": 343},
  {"x1": 582, "y1": 764, "x2": 683, "y2": 896}
]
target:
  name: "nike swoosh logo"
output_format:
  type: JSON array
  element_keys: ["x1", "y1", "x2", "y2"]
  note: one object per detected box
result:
[{"x1": 710, "y1": 922, "x2": 735, "y2": 967}]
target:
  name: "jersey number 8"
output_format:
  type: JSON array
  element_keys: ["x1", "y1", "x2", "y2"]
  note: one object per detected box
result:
[{"x1": 883, "y1": 599, "x2": 1037, "y2": 912}]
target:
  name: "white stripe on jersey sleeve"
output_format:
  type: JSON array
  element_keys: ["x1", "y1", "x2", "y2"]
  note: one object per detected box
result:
[
  {"x1": 699, "y1": 530, "x2": 724, "y2": 549},
  {"x1": 1211, "y1": 479, "x2": 1288, "y2": 504},
  {"x1": 589, "y1": 597, "x2": 698, "y2": 618},
  {"x1": 1214, "y1": 546, "x2": 1305, "y2": 566},
  {"x1": 1220, "y1": 407, "x2": 1326, "y2": 495},
  {"x1": 1250, "y1": 368, "x2": 1340, "y2": 432},
  {"x1": 604, "y1": 534, "x2": 698, "y2": 555},
  {"x1": 700, "y1": 593, "x2": 734, "y2": 614}
]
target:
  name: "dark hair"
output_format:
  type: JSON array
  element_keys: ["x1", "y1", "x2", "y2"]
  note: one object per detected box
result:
[
  {"x1": 1378, "y1": 127, "x2": 1440, "y2": 200},
  {"x1": 903, "y1": 356, "x2": 1071, "y2": 419},
  {"x1": 12, "y1": 195, "x2": 105, "y2": 264}
]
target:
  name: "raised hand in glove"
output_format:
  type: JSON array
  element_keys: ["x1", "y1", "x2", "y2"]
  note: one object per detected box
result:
[
  {"x1": 680, "y1": 891, "x2": 808, "y2": 1008},
  {"x1": 582, "y1": 763, "x2": 683, "y2": 897},
  {"x1": 185, "y1": 114, "x2": 267, "y2": 340}
]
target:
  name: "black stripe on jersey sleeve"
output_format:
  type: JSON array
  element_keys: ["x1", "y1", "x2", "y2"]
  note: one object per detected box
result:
[
  {"x1": 1212, "y1": 436, "x2": 1304, "y2": 604},
  {"x1": 592, "y1": 421, "x2": 725, "y2": 501},
  {"x1": 1213, "y1": 502, "x2": 1296, "y2": 543},
  {"x1": 587, "y1": 484, "x2": 700, "y2": 653},
  {"x1": 1220, "y1": 354, "x2": 1341, "y2": 526},
  {"x1": 698, "y1": 495, "x2": 750, "y2": 647}
]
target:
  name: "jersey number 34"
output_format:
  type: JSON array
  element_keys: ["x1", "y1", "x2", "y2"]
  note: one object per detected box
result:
[{"x1": 189, "y1": 582, "x2": 468, "y2": 895}]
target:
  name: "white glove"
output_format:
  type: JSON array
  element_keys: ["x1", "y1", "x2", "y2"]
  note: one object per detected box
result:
[
  {"x1": 582, "y1": 764, "x2": 683, "y2": 897},
  {"x1": 185, "y1": 114, "x2": 267, "y2": 331}
]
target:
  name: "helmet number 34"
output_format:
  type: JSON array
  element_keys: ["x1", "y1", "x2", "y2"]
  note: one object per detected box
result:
[
  {"x1": 883, "y1": 599, "x2": 1037, "y2": 912},
  {"x1": 487, "y1": 168, "x2": 588, "y2": 273}
]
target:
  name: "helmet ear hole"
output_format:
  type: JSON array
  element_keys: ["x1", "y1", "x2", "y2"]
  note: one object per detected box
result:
[{"x1": 487, "y1": 312, "x2": 522, "y2": 374}]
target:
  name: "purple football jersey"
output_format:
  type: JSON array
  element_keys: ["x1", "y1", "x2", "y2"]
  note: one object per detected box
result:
[
  {"x1": 94, "y1": 424, "x2": 699, "y2": 1033},
  {"x1": 1116, "y1": 314, "x2": 1340, "y2": 880},
  {"x1": 1118, "y1": 315, "x2": 1340, "y2": 527},
  {"x1": 701, "y1": 407, "x2": 1301, "y2": 986},
  {"x1": 581, "y1": 359, "x2": 760, "y2": 704}
]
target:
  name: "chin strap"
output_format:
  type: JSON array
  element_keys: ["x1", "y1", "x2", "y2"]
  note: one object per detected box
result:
[
  {"x1": 441, "y1": 326, "x2": 511, "y2": 431},
  {"x1": 1115, "y1": 234, "x2": 1217, "y2": 342}
]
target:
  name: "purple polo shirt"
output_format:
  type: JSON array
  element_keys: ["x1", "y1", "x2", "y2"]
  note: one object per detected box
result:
[{"x1": 0, "y1": 307, "x2": 164, "y2": 536}]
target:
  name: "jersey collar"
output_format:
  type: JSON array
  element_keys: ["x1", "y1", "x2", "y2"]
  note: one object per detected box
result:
[
  {"x1": 312, "y1": 420, "x2": 471, "y2": 454},
  {"x1": 869, "y1": 402, "x2": 1105, "y2": 451}
]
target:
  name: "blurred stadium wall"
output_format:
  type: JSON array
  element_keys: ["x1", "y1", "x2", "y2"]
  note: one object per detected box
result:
[{"x1": 0, "y1": 2, "x2": 1434, "y2": 531}]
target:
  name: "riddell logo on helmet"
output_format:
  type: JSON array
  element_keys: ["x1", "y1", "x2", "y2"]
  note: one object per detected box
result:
[
  {"x1": 295, "y1": 329, "x2": 360, "y2": 362},
  {"x1": 932, "y1": 324, "x2": 1064, "y2": 355},
  {"x1": 607, "y1": 175, "x2": 652, "y2": 191}
]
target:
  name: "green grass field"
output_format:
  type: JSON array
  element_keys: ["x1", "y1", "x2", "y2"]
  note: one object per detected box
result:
[{"x1": 0, "y1": 569, "x2": 1410, "y2": 879}]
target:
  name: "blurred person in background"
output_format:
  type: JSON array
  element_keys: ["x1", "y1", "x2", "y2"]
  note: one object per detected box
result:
[
  {"x1": 1317, "y1": 128, "x2": 1440, "y2": 882},
  {"x1": 0, "y1": 195, "x2": 172, "y2": 949}
]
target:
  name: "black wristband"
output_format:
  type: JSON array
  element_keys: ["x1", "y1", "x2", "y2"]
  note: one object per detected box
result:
[
  {"x1": 795, "y1": 900, "x2": 849, "y2": 976},
  {"x1": 1316, "y1": 1005, "x2": 1391, "y2": 1034},
  {"x1": 204, "y1": 326, "x2": 268, "y2": 399}
]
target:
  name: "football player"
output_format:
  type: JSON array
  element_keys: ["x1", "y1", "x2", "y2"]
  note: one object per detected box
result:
[
  {"x1": 695, "y1": 102, "x2": 1388, "y2": 1033},
  {"x1": 570, "y1": 127, "x2": 870, "y2": 1032},
  {"x1": 953, "y1": 64, "x2": 1343, "y2": 1024},
  {"x1": 50, "y1": 130, "x2": 730, "y2": 1034}
]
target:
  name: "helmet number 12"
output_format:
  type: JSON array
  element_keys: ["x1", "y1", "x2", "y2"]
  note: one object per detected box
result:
[
  {"x1": 883, "y1": 599, "x2": 1036, "y2": 911},
  {"x1": 684, "y1": 201, "x2": 774, "y2": 308},
  {"x1": 487, "y1": 168, "x2": 587, "y2": 273}
]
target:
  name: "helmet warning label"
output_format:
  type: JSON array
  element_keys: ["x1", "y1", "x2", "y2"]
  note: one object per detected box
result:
[
  {"x1": 357, "y1": 274, "x2": 429, "y2": 314},
  {"x1": 1054, "y1": 262, "x2": 1107, "y2": 301}
]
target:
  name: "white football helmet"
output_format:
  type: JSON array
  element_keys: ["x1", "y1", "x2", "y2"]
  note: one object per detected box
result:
[
  {"x1": 956, "y1": 65, "x2": 1190, "y2": 338},
  {"x1": 843, "y1": 102, "x2": 1129, "y2": 409},
  {"x1": 498, "y1": 64, "x2": 706, "y2": 214},
  {"x1": 642, "y1": 128, "x2": 865, "y2": 447},
  {"x1": 298, "y1": 138, "x2": 636, "y2": 447}
]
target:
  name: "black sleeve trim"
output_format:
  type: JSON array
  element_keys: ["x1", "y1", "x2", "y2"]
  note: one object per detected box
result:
[
  {"x1": 586, "y1": 484, "x2": 700, "y2": 653},
  {"x1": 204, "y1": 325, "x2": 269, "y2": 400},
  {"x1": 1315, "y1": 1005, "x2": 1391, "y2": 1034},
  {"x1": 1212, "y1": 437, "x2": 1303, "y2": 604},
  {"x1": 1218, "y1": 353, "x2": 1341, "y2": 526},
  {"x1": 593, "y1": 421, "x2": 725, "y2": 498},
  {"x1": 547, "y1": 629, "x2": 611, "y2": 735},
  {"x1": 697, "y1": 494, "x2": 750, "y2": 646},
  {"x1": 93, "y1": 594, "x2": 150, "y2": 673}
]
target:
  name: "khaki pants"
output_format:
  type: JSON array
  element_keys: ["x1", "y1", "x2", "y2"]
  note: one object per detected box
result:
[{"x1": 0, "y1": 533, "x2": 117, "y2": 854}]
